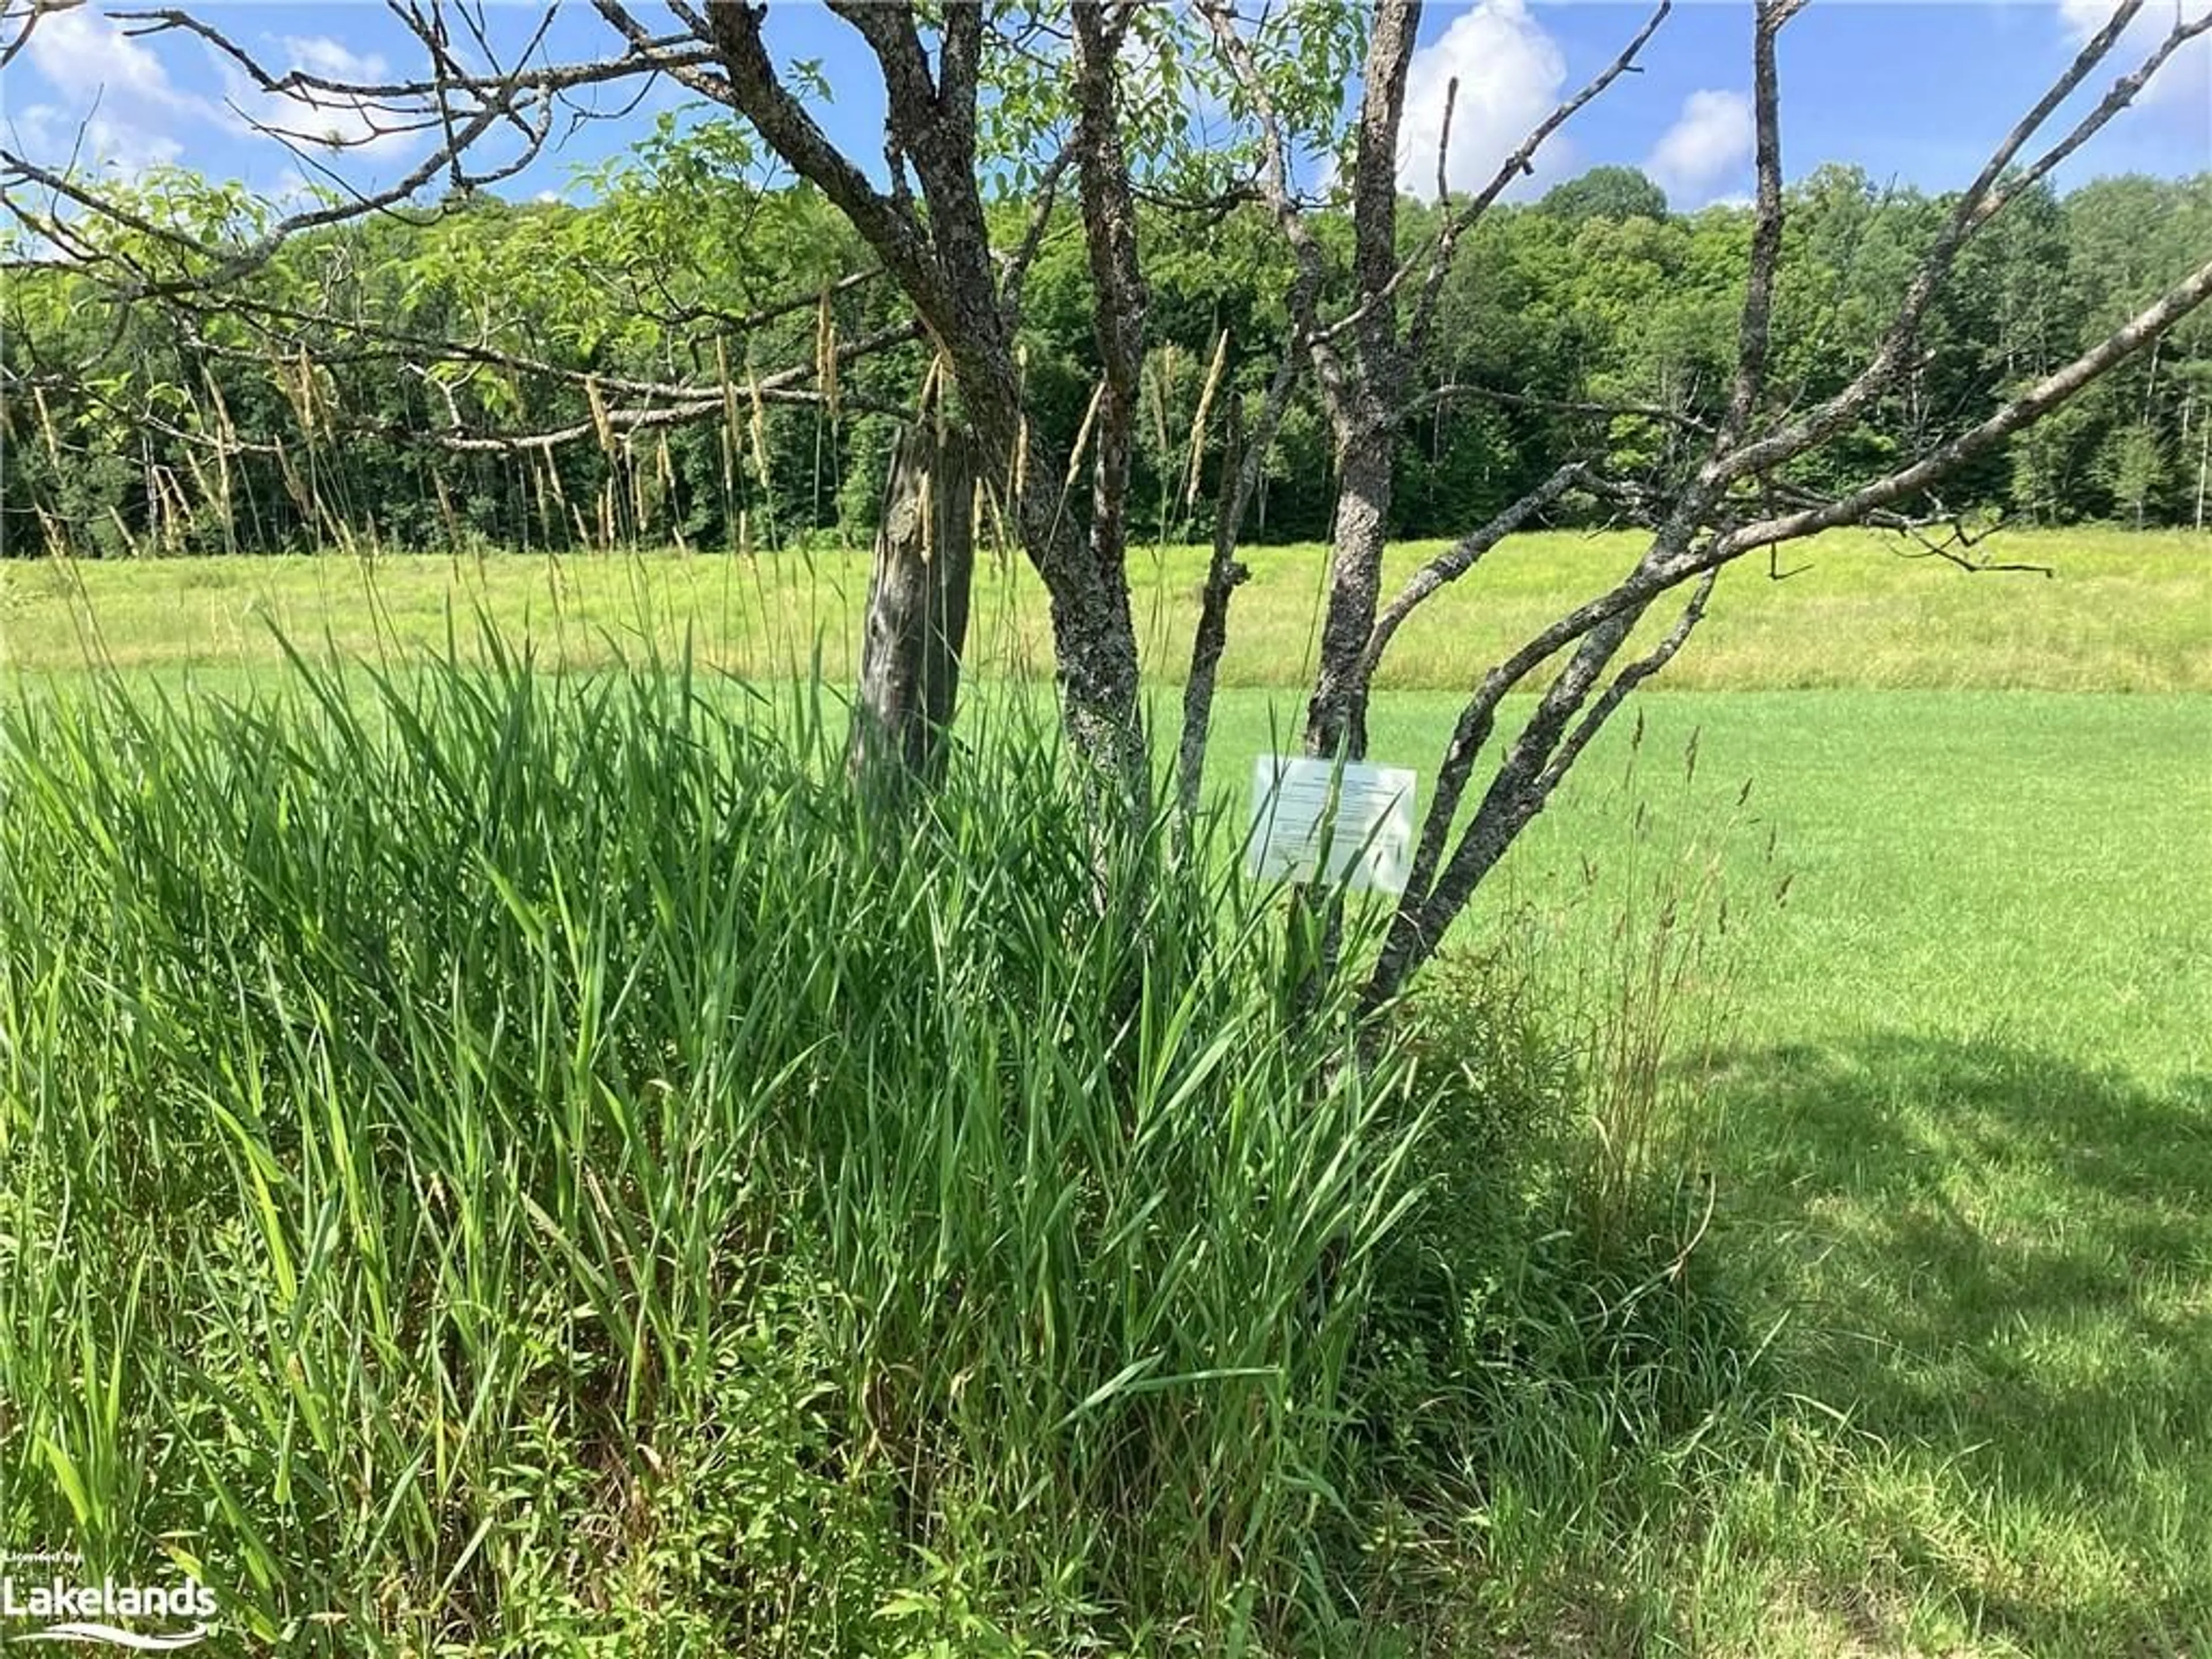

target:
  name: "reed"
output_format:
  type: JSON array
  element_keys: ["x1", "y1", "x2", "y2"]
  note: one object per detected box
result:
[{"x1": 0, "y1": 629, "x2": 1440, "y2": 1653}]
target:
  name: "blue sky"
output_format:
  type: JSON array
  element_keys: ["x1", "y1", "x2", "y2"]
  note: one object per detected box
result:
[{"x1": 4, "y1": 3, "x2": 2206, "y2": 215}]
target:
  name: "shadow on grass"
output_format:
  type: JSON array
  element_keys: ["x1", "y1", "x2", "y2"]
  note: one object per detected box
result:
[{"x1": 1703, "y1": 1033, "x2": 2212, "y2": 1653}]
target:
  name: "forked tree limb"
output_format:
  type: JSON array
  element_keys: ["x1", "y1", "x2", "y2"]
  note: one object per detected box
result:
[
  {"x1": 1711, "y1": 1, "x2": 2210, "y2": 486},
  {"x1": 1351, "y1": 0, "x2": 2211, "y2": 1007},
  {"x1": 1706, "y1": 253, "x2": 2212, "y2": 556},
  {"x1": 684, "y1": 3, "x2": 944, "y2": 324},
  {"x1": 1361, "y1": 245, "x2": 2212, "y2": 1008},
  {"x1": 1532, "y1": 569, "x2": 1717, "y2": 804},
  {"x1": 1357, "y1": 461, "x2": 1590, "y2": 688},
  {"x1": 1201, "y1": 0, "x2": 1675, "y2": 707},
  {"x1": 1397, "y1": 0, "x2": 1672, "y2": 366},
  {"x1": 1361, "y1": 567, "x2": 1713, "y2": 1015}
]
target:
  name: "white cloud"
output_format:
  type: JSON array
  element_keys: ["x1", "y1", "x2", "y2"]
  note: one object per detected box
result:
[
  {"x1": 2058, "y1": 0, "x2": 2211, "y2": 109},
  {"x1": 1395, "y1": 0, "x2": 1574, "y2": 200},
  {"x1": 12, "y1": 9, "x2": 425, "y2": 183},
  {"x1": 79, "y1": 114, "x2": 184, "y2": 174},
  {"x1": 6, "y1": 104, "x2": 62, "y2": 156},
  {"x1": 6, "y1": 102, "x2": 180, "y2": 178},
  {"x1": 23, "y1": 7, "x2": 193, "y2": 109},
  {"x1": 1645, "y1": 89, "x2": 1753, "y2": 208},
  {"x1": 17, "y1": 9, "x2": 202, "y2": 176},
  {"x1": 282, "y1": 36, "x2": 389, "y2": 83}
]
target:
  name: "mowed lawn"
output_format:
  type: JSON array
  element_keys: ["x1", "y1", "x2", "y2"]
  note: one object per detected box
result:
[
  {"x1": 5, "y1": 528, "x2": 2209, "y2": 1654},
  {"x1": 1203, "y1": 686, "x2": 2212, "y2": 1653}
]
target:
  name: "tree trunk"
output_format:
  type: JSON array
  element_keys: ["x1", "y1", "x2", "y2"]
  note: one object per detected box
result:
[
  {"x1": 1302, "y1": 431, "x2": 1395, "y2": 762},
  {"x1": 1176, "y1": 391, "x2": 1249, "y2": 834},
  {"x1": 850, "y1": 422, "x2": 978, "y2": 789},
  {"x1": 2196, "y1": 422, "x2": 2208, "y2": 532}
]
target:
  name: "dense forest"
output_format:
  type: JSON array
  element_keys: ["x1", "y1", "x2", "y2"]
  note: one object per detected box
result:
[{"x1": 6, "y1": 141, "x2": 2209, "y2": 559}]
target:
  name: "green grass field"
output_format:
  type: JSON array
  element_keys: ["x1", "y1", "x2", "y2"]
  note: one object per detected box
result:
[
  {"x1": 2, "y1": 528, "x2": 2208, "y2": 1654},
  {"x1": 6, "y1": 525, "x2": 2209, "y2": 692},
  {"x1": 1164, "y1": 684, "x2": 2212, "y2": 1653},
  {"x1": 1362, "y1": 688, "x2": 2210, "y2": 1653}
]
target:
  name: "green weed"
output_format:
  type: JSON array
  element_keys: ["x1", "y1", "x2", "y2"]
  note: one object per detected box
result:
[{"x1": 3, "y1": 629, "x2": 1596, "y2": 1654}]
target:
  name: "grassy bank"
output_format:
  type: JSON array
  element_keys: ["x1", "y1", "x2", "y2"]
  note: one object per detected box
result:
[{"x1": 5, "y1": 525, "x2": 2208, "y2": 691}]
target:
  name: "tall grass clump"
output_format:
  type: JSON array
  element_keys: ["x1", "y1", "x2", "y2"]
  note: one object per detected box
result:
[
  {"x1": 1331, "y1": 717, "x2": 1793, "y2": 1651},
  {"x1": 0, "y1": 630, "x2": 1437, "y2": 1654},
  {"x1": 1558, "y1": 714, "x2": 1764, "y2": 1256}
]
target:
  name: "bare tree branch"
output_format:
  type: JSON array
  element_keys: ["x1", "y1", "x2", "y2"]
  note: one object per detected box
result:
[
  {"x1": 1709, "y1": 0, "x2": 1796, "y2": 456},
  {"x1": 1400, "y1": 0, "x2": 1672, "y2": 364},
  {"x1": 1, "y1": 0, "x2": 86, "y2": 74},
  {"x1": 1195, "y1": 0, "x2": 1340, "y2": 393},
  {"x1": 1203, "y1": 0, "x2": 1673, "y2": 763},
  {"x1": 1709, "y1": 255, "x2": 2212, "y2": 556},
  {"x1": 1, "y1": 0, "x2": 741, "y2": 299},
  {"x1": 1532, "y1": 569, "x2": 1716, "y2": 802},
  {"x1": 687, "y1": 3, "x2": 942, "y2": 322},
  {"x1": 1405, "y1": 380, "x2": 1715, "y2": 436},
  {"x1": 998, "y1": 141, "x2": 1075, "y2": 327},
  {"x1": 112, "y1": 3, "x2": 703, "y2": 102},
  {"x1": 1713, "y1": 1, "x2": 2208, "y2": 485},
  {"x1": 1176, "y1": 388, "x2": 1250, "y2": 831},
  {"x1": 1359, "y1": 461, "x2": 1590, "y2": 687},
  {"x1": 1360, "y1": 223, "x2": 2212, "y2": 1010}
]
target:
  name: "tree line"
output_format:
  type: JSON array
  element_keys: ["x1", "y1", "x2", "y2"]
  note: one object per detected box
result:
[{"x1": 7, "y1": 149, "x2": 2208, "y2": 563}]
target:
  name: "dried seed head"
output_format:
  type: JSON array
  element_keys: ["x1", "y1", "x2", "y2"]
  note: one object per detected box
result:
[
  {"x1": 585, "y1": 376, "x2": 616, "y2": 458},
  {"x1": 1184, "y1": 330, "x2": 1230, "y2": 514}
]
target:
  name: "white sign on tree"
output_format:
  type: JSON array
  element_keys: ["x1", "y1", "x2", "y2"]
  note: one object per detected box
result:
[{"x1": 1247, "y1": 756, "x2": 1418, "y2": 895}]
